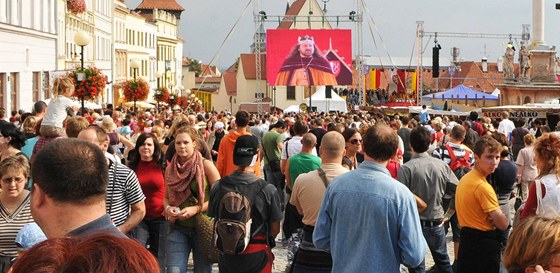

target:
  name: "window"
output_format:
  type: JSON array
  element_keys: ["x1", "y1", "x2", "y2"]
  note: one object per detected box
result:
[
  {"x1": 43, "y1": 72, "x2": 51, "y2": 99},
  {"x1": 287, "y1": 86, "x2": 295, "y2": 100},
  {"x1": 0, "y1": 73, "x2": 4, "y2": 108},
  {"x1": 10, "y1": 72, "x2": 18, "y2": 111},
  {"x1": 32, "y1": 72, "x2": 40, "y2": 102}
]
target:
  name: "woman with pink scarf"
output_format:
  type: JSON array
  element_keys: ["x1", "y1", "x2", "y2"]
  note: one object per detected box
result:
[{"x1": 163, "y1": 127, "x2": 220, "y2": 273}]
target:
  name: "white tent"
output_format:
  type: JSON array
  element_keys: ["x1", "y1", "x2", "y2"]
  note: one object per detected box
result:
[
  {"x1": 491, "y1": 88, "x2": 501, "y2": 96},
  {"x1": 302, "y1": 86, "x2": 347, "y2": 113},
  {"x1": 283, "y1": 105, "x2": 301, "y2": 114}
]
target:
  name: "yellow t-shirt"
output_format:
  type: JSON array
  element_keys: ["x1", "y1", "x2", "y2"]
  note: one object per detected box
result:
[{"x1": 455, "y1": 168, "x2": 500, "y2": 231}]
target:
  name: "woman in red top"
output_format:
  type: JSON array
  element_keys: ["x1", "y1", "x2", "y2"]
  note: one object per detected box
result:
[{"x1": 128, "y1": 133, "x2": 166, "y2": 267}]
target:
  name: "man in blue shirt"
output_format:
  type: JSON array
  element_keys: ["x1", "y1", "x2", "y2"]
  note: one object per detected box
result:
[
  {"x1": 313, "y1": 124, "x2": 426, "y2": 273},
  {"x1": 420, "y1": 104, "x2": 430, "y2": 125}
]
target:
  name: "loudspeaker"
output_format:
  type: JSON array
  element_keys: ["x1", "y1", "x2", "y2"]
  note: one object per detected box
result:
[
  {"x1": 325, "y1": 85, "x2": 332, "y2": 98},
  {"x1": 432, "y1": 46, "x2": 440, "y2": 78}
]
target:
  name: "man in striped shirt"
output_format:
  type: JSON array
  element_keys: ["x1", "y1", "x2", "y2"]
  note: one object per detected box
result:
[
  {"x1": 78, "y1": 126, "x2": 146, "y2": 234},
  {"x1": 30, "y1": 138, "x2": 125, "y2": 238},
  {"x1": 432, "y1": 125, "x2": 474, "y2": 267}
]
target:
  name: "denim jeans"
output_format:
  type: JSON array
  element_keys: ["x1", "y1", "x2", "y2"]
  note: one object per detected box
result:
[
  {"x1": 166, "y1": 225, "x2": 212, "y2": 273},
  {"x1": 134, "y1": 217, "x2": 168, "y2": 272},
  {"x1": 408, "y1": 225, "x2": 453, "y2": 273}
]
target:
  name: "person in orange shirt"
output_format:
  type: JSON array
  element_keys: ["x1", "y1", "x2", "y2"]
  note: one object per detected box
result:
[
  {"x1": 216, "y1": 111, "x2": 261, "y2": 177},
  {"x1": 455, "y1": 136, "x2": 509, "y2": 273}
]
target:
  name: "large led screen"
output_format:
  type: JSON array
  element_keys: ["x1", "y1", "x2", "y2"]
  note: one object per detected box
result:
[{"x1": 267, "y1": 29, "x2": 353, "y2": 86}]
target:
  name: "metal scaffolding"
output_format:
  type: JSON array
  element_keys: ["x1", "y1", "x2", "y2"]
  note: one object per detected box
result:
[{"x1": 416, "y1": 22, "x2": 530, "y2": 105}]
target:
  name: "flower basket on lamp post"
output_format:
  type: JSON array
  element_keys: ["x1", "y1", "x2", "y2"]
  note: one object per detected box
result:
[
  {"x1": 177, "y1": 95, "x2": 191, "y2": 109},
  {"x1": 69, "y1": 66, "x2": 106, "y2": 115},
  {"x1": 67, "y1": 0, "x2": 86, "y2": 14},
  {"x1": 154, "y1": 87, "x2": 169, "y2": 111},
  {"x1": 168, "y1": 94, "x2": 177, "y2": 107},
  {"x1": 122, "y1": 78, "x2": 150, "y2": 113}
]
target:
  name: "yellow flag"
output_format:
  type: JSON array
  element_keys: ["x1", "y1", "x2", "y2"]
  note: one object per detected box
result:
[
  {"x1": 411, "y1": 71, "x2": 417, "y2": 92},
  {"x1": 370, "y1": 69, "x2": 376, "y2": 89}
]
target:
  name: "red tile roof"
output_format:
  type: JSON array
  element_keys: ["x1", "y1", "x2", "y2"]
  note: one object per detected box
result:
[
  {"x1": 196, "y1": 76, "x2": 221, "y2": 84},
  {"x1": 136, "y1": 0, "x2": 184, "y2": 11},
  {"x1": 182, "y1": 58, "x2": 219, "y2": 77},
  {"x1": 278, "y1": 0, "x2": 306, "y2": 29},
  {"x1": 223, "y1": 72, "x2": 237, "y2": 96},
  {"x1": 424, "y1": 61, "x2": 514, "y2": 94},
  {"x1": 240, "y1": 54, "x2": 266, "y2": 80},
  {"x1": 200, "y1": 64, "x2": 219, "y2": 76}
]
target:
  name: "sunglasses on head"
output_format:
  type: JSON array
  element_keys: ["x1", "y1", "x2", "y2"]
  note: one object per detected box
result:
[{"x1": 350, "y1": 139, "x2": 363, "y2": 145}]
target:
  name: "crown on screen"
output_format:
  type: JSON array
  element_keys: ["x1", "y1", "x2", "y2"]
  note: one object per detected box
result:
[{"x1": 298, "y1": 35, "x2": 315, "y2": 45}]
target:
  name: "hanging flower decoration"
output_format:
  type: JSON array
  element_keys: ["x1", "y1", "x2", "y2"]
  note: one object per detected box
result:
[
  {"x1": 177, "y1": 95, "x2": 191, "y2": 108},
  {"x1": 68, "y1": 66, "x2": 106, "y2": 101},
  {"x1": 168, "y1": 93, "x2": 178, "y2": 106},
  {"x1": 154, "y1": 87, "x2": 170, "y2": 103},
  {"x1": 67, "y1": 0, "x2": 86, "y2": 14},
  {"x1": 122, "y1": 78, "x2": 150, "y2": 102}
]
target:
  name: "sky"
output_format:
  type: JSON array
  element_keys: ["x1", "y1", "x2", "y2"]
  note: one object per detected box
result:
[{"x1": 126, "y1": 0, "x2": 560, "y2": 70}]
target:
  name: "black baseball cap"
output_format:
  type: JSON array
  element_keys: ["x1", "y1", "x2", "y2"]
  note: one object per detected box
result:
[{"x1": 233, "y1": 135, "x2": 259, "y2": 167}]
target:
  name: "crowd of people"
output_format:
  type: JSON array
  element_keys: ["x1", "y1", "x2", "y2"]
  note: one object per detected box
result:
[{"x1": 0, "y1": 77, "x2": 560, "y2": 273}]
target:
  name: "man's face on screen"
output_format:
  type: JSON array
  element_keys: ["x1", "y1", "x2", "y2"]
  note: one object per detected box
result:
[{"x1": 299, "y1": 41, "x2": 314, "y2": 58}]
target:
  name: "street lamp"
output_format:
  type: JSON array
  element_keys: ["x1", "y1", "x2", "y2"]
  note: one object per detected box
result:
[
  {"x1": 178, "y1": 85, "x2": 184, "y2": 96},
  {"x1": 130, "y1": 59, "x2": 140, "y2": 112},
  {"x1": 155, "y1": 71, "x2": 162, "y2": 88},
  {"x1": 74, "y1": 31, "x2": 91, "y2": 70},
  {"x1": 74, "y1": 30, "x2": 91, "y2": 116},
  {"x1": 130, "y1": 59, "x2": 140, "y2": 80}
]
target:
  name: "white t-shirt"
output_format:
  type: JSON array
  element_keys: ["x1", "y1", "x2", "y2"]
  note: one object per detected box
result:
[
  {"x1": 281, "y1": 136, "x2": 318, "y2": 160},
  {"x1": 42, "y1": 96, "x2": 74, "y2": 128},
  {"x1": 498, "y1": 119, "x2": 515, "y2": 139}
]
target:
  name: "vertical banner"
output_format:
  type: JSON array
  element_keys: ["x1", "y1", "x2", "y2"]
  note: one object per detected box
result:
[
  {"x1": 396, "y1": 70, "x2": 406, "y2": 93},
  {"x1": 375, "y1": 70, "x2": 381, "y2": 90},
  {"x1": 388, "y1": 69, "x2": 397, "y2": 93},
  {"x1": 370, "y1": 69, "x2": 376, "y2": 89},
  {"x1": 411, "y1": 70, "x2": 417, "y2": 92},
  {"x1": 370, "y1": 69, "x2": 381, "y2": 90}
]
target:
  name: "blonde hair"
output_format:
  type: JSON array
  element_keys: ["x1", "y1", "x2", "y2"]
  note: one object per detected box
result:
[
  {"x1": 151, "y1": 125, "x2": 163, "y2": 140},
  {"x1": 22, "y1": 116, "x2": 37, "y2": 134},
  {"x1": 504, "y1": 216, "x2": 560, "y2": 273},
  {"x1": 0, "y1": 154, "x2": 30, "y2": 179},
  {"x1": 164, "y1": 115, "x2": 189, "y2": 139},
  {"x1": 53, "y1": 77, "x2": 74, "y2": 99},
  {"x1": 524, "y1": 134, "x2": 536, "y2": 146}
]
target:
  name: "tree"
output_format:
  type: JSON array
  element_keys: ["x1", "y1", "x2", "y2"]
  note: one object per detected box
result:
[{"x1": 187, "y1": 59, "x2": 202, "y2": 77}]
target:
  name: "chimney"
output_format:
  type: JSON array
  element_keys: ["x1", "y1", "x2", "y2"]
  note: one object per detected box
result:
[
  {"x1": 451, "y1": 47, "x2": 460, "y2": 64},
  {"x1": 497, "y1": 57, "x2": 503, "y2": 72},
  {"x1": 482, "y1": 57, "x2": 488, "y2": 72}
]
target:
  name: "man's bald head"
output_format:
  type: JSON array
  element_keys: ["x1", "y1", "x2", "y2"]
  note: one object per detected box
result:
[
  {"x1": 301, "y1": 133, "x2": 317, "y2": 148},
  {"x1": 320, "y1": 131, "x2": 345, "y2": 162}
]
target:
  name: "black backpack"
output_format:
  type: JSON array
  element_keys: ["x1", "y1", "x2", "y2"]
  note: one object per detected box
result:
[{"x1": 214, "y1": 176, "x2": 266, "y2": 255}]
